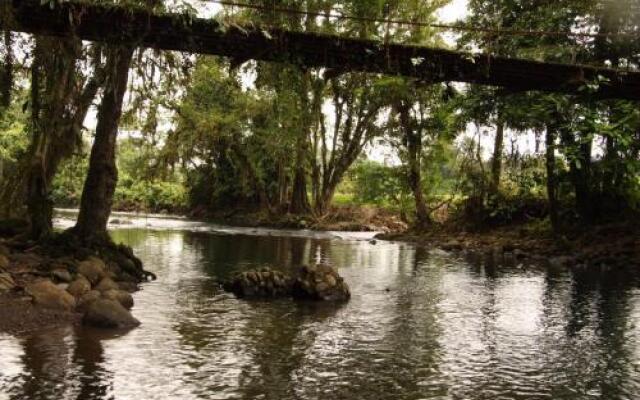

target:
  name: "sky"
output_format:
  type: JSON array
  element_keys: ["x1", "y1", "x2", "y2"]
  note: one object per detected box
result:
[{"x1": 438, "y1": 0, "x2": 469, "y2": 23}]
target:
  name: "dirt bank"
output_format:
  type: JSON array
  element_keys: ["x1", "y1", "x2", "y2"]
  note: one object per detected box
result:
[
  {"x1": 378, "y1": 222, "x2": 640, "y2": 269},
  {"x1": 199, "y1": 206, "x2": 408, "y2": 233},
  {"x1": 0, "y1": 229, "x2": 152, "y2": 335}
]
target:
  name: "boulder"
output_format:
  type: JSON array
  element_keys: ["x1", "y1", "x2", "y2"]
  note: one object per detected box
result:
[
  {"x1": 77, "y1": 257, "x2": 107, "y2": 285},
  {"x1": 77, "y1": 290, "x2": 101, "y2": 312},
  {"x1": 292, "y1": 265, "x2": 350, "y2": 302},
  {"x1": 103, "y1": 289, "x2": 134, "y2": 309},
  {"x1": 82, "y1": 299, "x2": 140, "y2": 329},
  {"x1": 67, "y1": 276, "x2": 92, "y2": 298},
  {"x1": 105, "y1": 261, "x2": 122, "y2": 279},
  {"x1": 116, "y1": 281, "x2": 139, "y2": 293},
  {"x1": 0, "y1": 272, "x2": 16, "y2": 293},
  {"x1": 224, "y1": 268, "x2": 292, "y2": 298},
  {"x1": 51, "y1": 268, "x2": 72, "y2": 283},
  {"x1": 26, "y1": 280, "x2": 76, "y2": 311},
  {"x1": 95, "y1": 277, "x2": 120, "y2": 292}
]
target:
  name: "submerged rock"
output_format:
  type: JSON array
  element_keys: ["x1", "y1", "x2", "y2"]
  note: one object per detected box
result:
[
  {"x1": 292, "y1": 265, "x2": 350, "y2": 302},
  {"x1": 83, "y1": 299, "x2": 140, "y2": 329},
  {"x1": 116, "y1": 281, "x2": 139, "y2": 293},
  {"x1": 77, "y1": 290, "x2": 102, "y2": 312},
  {"x1": 102, "y1": 289, "x2": 134, "y2": 310},
  {"x1": 26, "y1": 280, "x2": 76, "y2": 311}
]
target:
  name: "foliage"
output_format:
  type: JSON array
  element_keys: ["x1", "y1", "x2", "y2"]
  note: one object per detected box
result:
[{"x1": 348, "y1": 160, "x2": 408, "y2": 207}]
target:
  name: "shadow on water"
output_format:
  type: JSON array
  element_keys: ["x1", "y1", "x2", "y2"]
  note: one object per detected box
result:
[{"x1": 1, "y1": 223, "x2": 640, "y2": 400}]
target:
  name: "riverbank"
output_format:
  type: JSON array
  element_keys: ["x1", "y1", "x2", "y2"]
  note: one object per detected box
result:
[
  {"x1": 378, "y1": 221, "x2": 640, "y2": 269},
  {"x1": 198, "y1": 205, "x2": 408, "y2": 233},
  {"x1": 0, "y1": 230, "x2": 151, "y2": 335}
]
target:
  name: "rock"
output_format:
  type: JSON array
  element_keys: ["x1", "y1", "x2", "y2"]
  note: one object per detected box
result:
[
  {"x1": 67, "y1": 276, "x2": 92, "y2": 298},
  {"x1": 46, "y1": 257, "x2": 79, "y2": 274},
  {"x1": 223, "y1": 266, "x2": 351, "y2": 302},
  {"x1": 26, "y1": 280, "x2": 76, "y2": 311},
  {"x1": 0, "y1": 254, "x2": 9, "y2": 270},
  {"x1": 0, "y1": 244, "x2": 10, "y2": 257},
  {"x1": 105, "y1": 261, "x2": 122, "y2": 279},
  {"x1": 0, "y1": 272, "x2": 16, "y2": 293},
  {"x1": 224, "y1": 269, "x2": 292, "y2": 299},
  {"x1": 95, "y1": 277, "x2": 120, "y2": 292},
  {"x1": 102, "y1": 289, "x2": 134, "y2": 310},
  {"x1": 82, "y1": 299, "x2": 140, "y2": 329},
  {"x1": 51, "y1": 268, "x2": 72, "y2": 283},
  {"x1": 77, "y1": 290, "x2": 101, "y2": 312},
  {"x1": 77, "y1": 257, "x2": 107, "y2": 285},
  {"x1": 292, "y1": 265, "x2": 350, "y2": 302},
  {"x1": 116, "y1": 281, "x2": 139, "y2": 293},
  {"x1": 10, "y1": 252, "x2": 43, "y2": 268}
]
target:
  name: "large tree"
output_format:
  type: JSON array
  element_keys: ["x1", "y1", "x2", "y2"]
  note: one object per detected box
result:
[{"x1": 0, "y1": 37, "x2": 103, "y2": 238}]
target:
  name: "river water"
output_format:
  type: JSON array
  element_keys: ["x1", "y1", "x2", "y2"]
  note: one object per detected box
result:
[{"x1": 1, "y1": 214, "x2": 640, "y2": 400}]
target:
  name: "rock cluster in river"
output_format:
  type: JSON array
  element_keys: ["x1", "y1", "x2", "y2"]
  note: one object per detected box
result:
[
  {"x1": 291, "y1": 264, "x2": 351, "y2": 301},
  {"x1": 224, "y1": 265, "x2": 350, "y2": 302},
  {"x1": 0, "y1": 243, "x2": 142, "y2": 329}
]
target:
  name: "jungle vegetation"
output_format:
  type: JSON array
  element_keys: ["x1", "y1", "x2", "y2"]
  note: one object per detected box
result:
[{"x1": 0, "y1": 0, "x2": 639, "y2": 241}]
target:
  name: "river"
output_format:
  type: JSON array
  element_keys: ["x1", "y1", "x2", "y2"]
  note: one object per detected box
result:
[{"x1": 1, "y1": 213, "x2": 639, "y2": 399}]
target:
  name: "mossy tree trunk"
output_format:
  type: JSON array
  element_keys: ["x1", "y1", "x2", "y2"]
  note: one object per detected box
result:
[
  {"x1": 0, "y1": 37, "x2": 102, "y2": 239},
  {"x1": 73, "y1": 45, "x2": 134, "y2": 242}
]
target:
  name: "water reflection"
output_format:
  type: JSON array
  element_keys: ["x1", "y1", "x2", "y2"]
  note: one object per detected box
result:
[{"x1": 0, "y1": 225, "x2": 639, "y2": 400}]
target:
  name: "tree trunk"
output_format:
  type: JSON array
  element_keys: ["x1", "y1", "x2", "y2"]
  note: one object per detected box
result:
[
  {"x1": 73, "y1": 45, "x2": 133, "y2": 242},
  {"x1": 560, "y1": 128, "x2": 593, "y2": 223},
  {"x1": 1, "y1": 31, "x2": 12, "y2": 109},
  {"x1": 290, "y1": 139, "x2": 310, "y2": 214},
  {"x1": 399, "y1": 105, "x2": 430, "y2": 227},
  {"x1": 276, "y1": 160, "x2": 287, "y2": 210},
  {"x1": 545, "y1": 127, "x2": 559, "y2": 231},
  {"x1": 1, "y1": 38, "x2": 102, "y2": 236},
  {"x1": 290, "y1": 72, "x2": 313, "y2": 215},
  {"x1": 490, "y1": 120, "x2": 504, "y2": 195}
]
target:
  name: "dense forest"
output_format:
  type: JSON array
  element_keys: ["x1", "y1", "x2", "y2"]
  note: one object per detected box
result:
[{"x1": 0, "y1": 0, "x2": 639, "y2": 240}]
